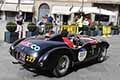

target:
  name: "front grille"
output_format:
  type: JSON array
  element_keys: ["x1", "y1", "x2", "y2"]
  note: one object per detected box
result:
[
  {"x1": 15, "y1": 52, "x2": 20, "y2": 59},
  {"x1": 11, "y1": 49, "x2": 38, "y2": 65}
]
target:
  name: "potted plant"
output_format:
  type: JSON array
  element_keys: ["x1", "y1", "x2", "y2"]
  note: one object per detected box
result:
[
  {"x1": 27, "y1": 22, "x2": 37, "y2": 32},
  {"x1": 26, "y1": 22, "x2": 39, "y2": 37},
  {"x1": 6, "y1": 22, "x2": 17, "y2": 32},
  {"x1": 4, "y1": 22, "x2": 19, "y2": 43}
]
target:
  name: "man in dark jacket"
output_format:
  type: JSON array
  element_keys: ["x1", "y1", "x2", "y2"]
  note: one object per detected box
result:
[{"x1": 15, "y1": 11, "x2": 24, "y2": 39}]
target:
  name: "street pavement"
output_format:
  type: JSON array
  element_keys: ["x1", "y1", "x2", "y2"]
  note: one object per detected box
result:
[{"x1": 0, "y1": 34, "x2": 120, "y2": 80}]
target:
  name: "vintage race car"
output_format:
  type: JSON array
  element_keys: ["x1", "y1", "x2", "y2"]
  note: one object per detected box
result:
[{"x1": 9, "y1": 34, "x2": 109, "y2": 77}]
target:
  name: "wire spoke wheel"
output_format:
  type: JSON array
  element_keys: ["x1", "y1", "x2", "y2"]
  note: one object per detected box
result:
[
  {"x1": 53, "y1": 55, "x2": 70, "y2": 77},
  {"x1": 97, "y1": 47, "x2": 107, "y2": 62}
]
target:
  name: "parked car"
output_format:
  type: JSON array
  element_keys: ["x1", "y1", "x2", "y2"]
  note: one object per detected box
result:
[{"x1": 9, "y1": 34, "x2": 109, "y2": 77}]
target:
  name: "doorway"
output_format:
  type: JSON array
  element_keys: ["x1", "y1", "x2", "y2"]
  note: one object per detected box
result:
[{"x1": 38, "y1": 3, "x2": 50, "y2": 20}]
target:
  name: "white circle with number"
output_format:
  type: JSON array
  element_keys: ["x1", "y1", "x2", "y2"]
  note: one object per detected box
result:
[
  {"x1": 31, "y1": 44, "x2": 40, "y2": 51},
  {"x1": 78, "y1": 49, "x2": 87, "y2": 62}
]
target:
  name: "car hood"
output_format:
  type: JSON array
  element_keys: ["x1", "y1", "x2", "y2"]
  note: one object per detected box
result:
[{"x1": 15, "y1": 37, "x2": 65, "y2": 55}]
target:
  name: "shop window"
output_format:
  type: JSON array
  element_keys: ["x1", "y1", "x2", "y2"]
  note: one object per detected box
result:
[
  {"x1": 95, "y1": 14, "x2": 109, "y2": 22},
  {"x1": 63, "y1": 15, "x2": 69, "y2": 25}
]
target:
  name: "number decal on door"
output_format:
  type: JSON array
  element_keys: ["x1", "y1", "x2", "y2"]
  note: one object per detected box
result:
[{"x1": 78, "y1": 48, "x2": 87, "y2": 62}]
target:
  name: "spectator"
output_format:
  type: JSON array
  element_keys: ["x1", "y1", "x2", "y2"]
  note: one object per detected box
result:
[
  {"x1": 76, "y1": 15, "x2": 83, "y2": 34},
  {"x1": 15, "y1": 11, "x2": 24, "y2": 39},
  {"x1": 53, "y1": 16, "x2": 60, "y2": 34},
  {"x1": 82, "y1": 17, "x2": 90, "y2": 32},
  {"x1": 83, "y1": 17, "x2": 89, "y2": 27},
  {"x1": 47, "y1": 15, "x2": 53, "y2": 23},
  {"x1": 45, "y1": 30, "x2": 55, "y2": 40},
  {"x1": 55, "y1": 16, "x2": 60, "y2": 26},
  {"x1": 74, "y1": 15, "x2": 79, "y2": 22},
  {"x1": 43, "y1": 15, "x2": 48, "y2": 24}
]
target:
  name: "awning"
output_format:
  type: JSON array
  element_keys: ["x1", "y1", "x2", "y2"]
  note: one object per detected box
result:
[
  {"x1": 1, "y1": 4, "x2": 34, "y2": 12},
  {"x1": 71, "y1": 7, "x2": 99, "y2": 14},
  {"x1": 51, "y1": 6, "x2": 71, "y2": 15},
  {"x1": 1, "y1": 4, "x2": 17, "y2": 11},
  {"x1": 99, "y1": 8, "x2": 116, "y2": 16},
  {"x1": 70, "y1": 7, "x2": 80, "y2": 13},
  {"x1": 82, "y1": 7, "x2": 99, "y2": 14},
  {"x1": 70, "y1": 6, "x2": 116, "y2": 16},
  {"x1": 20, "y1": 4, "x2": 33, "y2": 12}
]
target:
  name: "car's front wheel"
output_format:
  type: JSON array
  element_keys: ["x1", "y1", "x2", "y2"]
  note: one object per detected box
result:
[
  {"x1": 97, "y1": 47, "x2": 107, "y2": 62},
  {"x1": 53, "y1": 55, "x2": 71, "y2": 77}
]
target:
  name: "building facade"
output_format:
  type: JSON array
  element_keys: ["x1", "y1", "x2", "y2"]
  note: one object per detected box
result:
[
  {"x1": 93, "y1": 0, "x2": 120, "y2": 25},
  {"x1": 0, "y1": 0, "x2": 34, "y2": 21},
  {"x1": 34, "y1": 0, "x2": 120, "y2": 26},
  {"x1": 35, "y1": 0, "x2": 93, "y2": 23},
  {"x1": 0, "y1": 0, "x2": 120, "y2": 25}
]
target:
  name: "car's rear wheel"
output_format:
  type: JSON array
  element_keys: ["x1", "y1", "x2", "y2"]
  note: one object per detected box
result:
[
  {"x1": 53, "y1": 55, "x2": 71, "y2": 77},
  {"x1": 97, "y1": 47, "x2": 107, "y2": 62}
]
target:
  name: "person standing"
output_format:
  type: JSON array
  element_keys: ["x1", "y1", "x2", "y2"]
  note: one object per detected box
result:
[
  {"x1": 55, "y1": 16, "x2": 60, "y2": 34},
  {"x1": 47, "y1": 15, "x2": 53, "y2": 23},
  {"x1": 15, "y1": 11, "x2": 24, "y2": 39},
  {"x1": 82, "y1": 17, "x2": 90, "y2": 35},
  {"x1": 76, "y1": 15, "x2": 83, "y2": 34}
]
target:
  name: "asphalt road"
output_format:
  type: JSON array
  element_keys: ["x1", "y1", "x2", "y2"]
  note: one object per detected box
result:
[{"x1": 0, "y1": 35, "x2": 120, "y2": 80}]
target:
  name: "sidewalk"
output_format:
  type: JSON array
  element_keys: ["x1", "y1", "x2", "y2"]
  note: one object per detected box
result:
[{"x1": 0, "y1": 20, "x2": 7, "y2": 41}]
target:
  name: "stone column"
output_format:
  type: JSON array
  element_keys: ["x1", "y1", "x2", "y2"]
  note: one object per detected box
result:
[{"x1": 2, "y1": 11, "x2": 6, "y2": 20}]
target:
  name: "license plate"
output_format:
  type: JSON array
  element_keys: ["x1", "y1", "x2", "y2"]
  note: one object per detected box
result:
[{"x1": 26, "y1": 55, "x2": 35, "y2": 63}]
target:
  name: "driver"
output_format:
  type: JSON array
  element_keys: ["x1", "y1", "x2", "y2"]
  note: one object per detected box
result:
[
  {"x1": 72, "y1": 36, "x2": 82, "y2": 48},
  {"x1": 61, "y1": 30, "x2": 75, "y2": 48},
  {"x1": 60, "y1": 30, "x2": 82, "y2": 48}
]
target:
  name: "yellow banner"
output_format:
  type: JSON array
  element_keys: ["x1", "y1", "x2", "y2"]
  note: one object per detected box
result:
[
  {"x1": 61, "y1": 25, "x2": 77, "y2": 34},
  {"x1": 102, "y1": 26, "x2": 111, "y2": 37}
]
